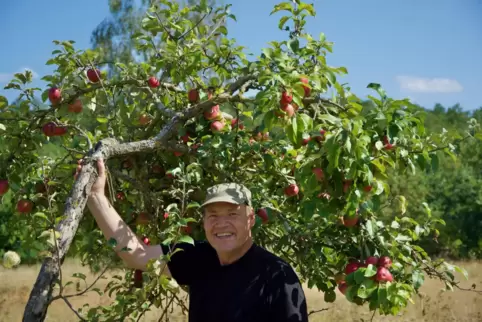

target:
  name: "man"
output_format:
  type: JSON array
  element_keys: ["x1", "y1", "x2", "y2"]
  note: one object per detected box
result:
[{"x1": 82, "y1": 158, "x2": 309, "y2": 322}]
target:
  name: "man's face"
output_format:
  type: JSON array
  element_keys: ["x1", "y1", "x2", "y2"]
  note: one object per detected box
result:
[{"x1": 203, "y1": 202, "x2": 255, "y2": 254}]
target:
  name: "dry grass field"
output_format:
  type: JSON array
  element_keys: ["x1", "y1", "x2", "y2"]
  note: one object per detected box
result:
[{"x1": 1, "y1": 259, "x2": 481, "y2": 322}]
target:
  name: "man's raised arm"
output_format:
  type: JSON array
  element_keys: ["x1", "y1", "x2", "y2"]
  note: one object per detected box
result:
[{"x1": 81, "y1": 159, "x2": 170, "y2": 274}]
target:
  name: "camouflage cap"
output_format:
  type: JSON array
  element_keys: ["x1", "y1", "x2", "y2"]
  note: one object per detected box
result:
[{"x1": 201, "y1": 183, "x2": 252, "y2": 207}]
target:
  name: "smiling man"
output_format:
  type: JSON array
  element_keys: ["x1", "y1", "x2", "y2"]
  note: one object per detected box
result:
[
  {"x1": 159, "y1": 183, "x2": 309, "y2": 322},
  {"x1": 84, "y1": 160, "x2": 308, "y2": 322}
]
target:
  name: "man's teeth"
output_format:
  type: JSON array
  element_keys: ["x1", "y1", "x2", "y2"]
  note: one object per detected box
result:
[{"x1": 216, "y1": 233, "x2": 233, "y2": 237}]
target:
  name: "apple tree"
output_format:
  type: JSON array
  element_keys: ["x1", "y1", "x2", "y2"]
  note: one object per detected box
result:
[{"x1": 0, "y1": 0, "x2": 481, "y2": 321}]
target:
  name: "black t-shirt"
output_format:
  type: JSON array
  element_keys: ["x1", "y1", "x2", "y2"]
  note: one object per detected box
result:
[{"x1": 160, "y1": 241, "x2": 309, "y2": 322}]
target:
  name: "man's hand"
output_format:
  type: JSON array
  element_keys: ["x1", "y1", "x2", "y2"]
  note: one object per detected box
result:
[{"x1": 74, "y1": 158, "x2": 107, "y2": 196}]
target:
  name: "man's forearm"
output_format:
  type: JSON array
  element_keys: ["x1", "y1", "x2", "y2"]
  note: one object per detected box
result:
[{"x1": 86, "y1": 193, "x2": 145, "y2": 267}]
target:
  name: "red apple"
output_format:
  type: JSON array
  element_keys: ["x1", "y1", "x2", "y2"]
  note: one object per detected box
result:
[
  {"x1": 231, "y1": 118, "x2": 244, "y2": 130},
  {"x1": 345, "y1": 262, "x2": 360, "y2": 275},
  {"x1": 363, "y1": 185, "x2": 373, "y2": 192},
  {"x1": 382, "y1": 135, "x2": 390, "y2": 145},
  {"x1": 0, "y1": 180, "x2": 9, "y2": 196},
  {"x1": 181, "y1": 224, "x2": 192, "y2": 235},
  {"x1": 68, "y1": 99, "x2": 83, "y2": 113},
  {"x1": 173, "y1": 151, "x2": 183, "y2": 157},
  {"x1": 312, "y1": 168, "x2": 324, "y2": 181},
  {"x1": 139, "y1": 114, "x2": 151, "y2": 125},
  {"x1": 315, "y1": 129, "x2": 326, "y2": 142},
  {"x1": 141, "y1": 236, "x2": 150, "y2": 245},
  {"x1": 300, "y1": 77, "x2": 310, "y2": 97},
  {"x1": 257, "y1": 208, "x2": 269, "y2": 223},
  {"x1": 284, "y1": 184, "x2": 299, "y2": 197},
  {"x1": 210, "y1": 120, "x2": 225, "y2": 132},
  {"x1": 375, "y1": 267, "x2": 393, "y2": 283},
  {"x1": 302, "y1": 137, "x2": 311, "y2": 146},
  {"x1": 87, "y1": 68, "x2": 101, "y2": 83},
  {"x1": 42, "y1": 122, "x2": 57, "y2": 137},
  {"x1": 133, "y1": 269, "x2": 143, "y2": 288},
  {"x1": 204, "y1": 105, "x2": 220, "y2": 120},
  {"x1": 338, "y1": 281, "x2": 348, "y2": 295},
  {"x1": 48, "y1": 87, "x2": 62, "y2": 105},
  {"x1": 342, "y1": 214, "x2": 359, "y2": 227},
  {"x1": 343, "y1": 180, "x2": 352, "y2": 193},
  {"x1": 116, "y1": 191, "x2": 125, "y2": 201},
  {"x1": 53, "y1": 125, "x2": 68, "y2": 136},
  {"x1": 181, "y1": 133, "x2": 190, "y2": 143},
  {"x1": 17, "y1": 199, "x2": 33, "y2": 214},
  {"x1": 280, "y1": 90, "x2": 292, "y2": 105},
  {"x1": 281, "y1": 104, "x2": 296, "y2": 117},
  {"x1": 384, "y1": 143, "x2": 394, "y2": 150},
  {"x1": 148, "y1": 76, "x2": 159, "y2": 88},
  {"x1": 365, "y1": 256, "x2": 379, "y2": 266},
  {"x1": 163, "y1": 212, "x2": 169, "y2": 220},
  {"x1": 378, "y1": 256, "x2": 392, "y2": 268},
  {"x1": 188, "y1": 89, "x2": 199, "y2": 103}
]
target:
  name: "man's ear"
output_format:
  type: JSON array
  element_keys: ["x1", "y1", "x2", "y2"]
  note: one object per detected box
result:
[{"x1": 248, "y1": 207, "x2": 255, "y2": 228}]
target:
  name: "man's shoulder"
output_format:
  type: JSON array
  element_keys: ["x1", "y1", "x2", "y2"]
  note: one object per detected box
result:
[{"x1": 252, "y1": 244, "x2": 300, "y2": 279}]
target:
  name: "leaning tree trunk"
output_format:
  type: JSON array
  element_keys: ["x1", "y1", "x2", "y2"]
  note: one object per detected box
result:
[{"x1": 22, "y1": 76, "x2": 253, "y2": 321}]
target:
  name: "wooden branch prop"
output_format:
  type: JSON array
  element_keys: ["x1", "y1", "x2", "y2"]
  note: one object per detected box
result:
[{"x1": 22, "y1": 75, "x2": 253, "y2": 322}]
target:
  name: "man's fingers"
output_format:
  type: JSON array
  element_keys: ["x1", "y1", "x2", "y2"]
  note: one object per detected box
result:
[{"x1": 97, "y1": 158, "x2": 106, "y2": 177}]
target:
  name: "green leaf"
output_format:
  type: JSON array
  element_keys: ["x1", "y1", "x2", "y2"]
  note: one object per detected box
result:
[
  {"x1": 298, "y1": 3, "x2": 316, "y2": 16},
  {"x1": 270, "y1": 2, "x2": 294, "y2": 15},
  {"x1": 73, "y1": 272, "x2": 87, "y2": 280},
  {"x1": 0, "y1": 96, "x2": 8, "y2": 109},
  {"x1": 364, "y1": 264, "x2": 377, "y2": 277},
  {"x1": 286, "y1": 119, "x2": 298, "y2": 145},
  {"x1": 412, "y1": 270, "x2": 424, "y2": 289},
  {"x1": 0, "y1": 124, "x2": 6, "y2": 131},
  {"x1": 454, "y1": 265, "x2": 469, "y2": 280},
  {"x1": 357, "y1": 279, "x2": 377, "y2": 299},
  {"x1": 278, "y1": 16, "x2": 290, "y2": 30},
  {"x1": 96, "y1": 117, "x2": 109, "y2": 124},
  {"x1": 288, "y1": 38, "x2": 300, "y2": 53},
  {"x1": 33, "y1": 212, "x2": 50, "y2": 222},
  {"x1": 178, "y1": 235, "x2": 194, "y2": 245},
  {"x1": 187, "y1": 202, "x2": 200, "y2": 209},
  {"x1": 354, "y1": 269, "x2": 366, "y2": 284}
]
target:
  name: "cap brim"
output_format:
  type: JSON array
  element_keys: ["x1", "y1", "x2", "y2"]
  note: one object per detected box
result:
[{"x1": 201, "y1": 196, "x2": 245, "y2": 207}]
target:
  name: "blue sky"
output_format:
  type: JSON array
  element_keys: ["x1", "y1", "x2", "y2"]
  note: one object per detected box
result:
[{"x1": 1, "y1": 0, "x2": 481, "y2": 111}]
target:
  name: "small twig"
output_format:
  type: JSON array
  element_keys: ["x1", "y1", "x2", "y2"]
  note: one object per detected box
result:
[
  {"x1": 63, "y1": 266, "x2": 109, "y2": 299},
  {"x1": 308, "y1": 307, "x2": 329, "y2": 316},
  {"x1": 370, "y1": 309, "x2": 377, "y2": 321},
  {"x1": 61, "y1": 296, "x2": 86, "y2": 321}
]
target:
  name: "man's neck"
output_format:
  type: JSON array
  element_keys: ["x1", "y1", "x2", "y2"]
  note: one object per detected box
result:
[{"x1": 217, "y1": 239, "x2": 254, "y2": 266}]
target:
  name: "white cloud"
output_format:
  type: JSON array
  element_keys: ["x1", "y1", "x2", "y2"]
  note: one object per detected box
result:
[
  {"x1": 396, "y1": 75, "x2": 463, "y2": 93},
  {"x1": 0, "y1": 67, "x2": 39, "y2": 83}
]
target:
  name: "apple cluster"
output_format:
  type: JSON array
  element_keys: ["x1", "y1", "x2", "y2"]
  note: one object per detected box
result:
[{"x1": 337, "y1": 256, "x2": 394, "y2": 297}]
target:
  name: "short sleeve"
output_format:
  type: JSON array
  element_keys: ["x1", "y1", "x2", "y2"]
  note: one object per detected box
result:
[
  {"x1": 266, "y1": 265, "x2": 309, "y2": 322},
  {"x1": 160, "y1": 240, "x2": 214, "y2": 286}
]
